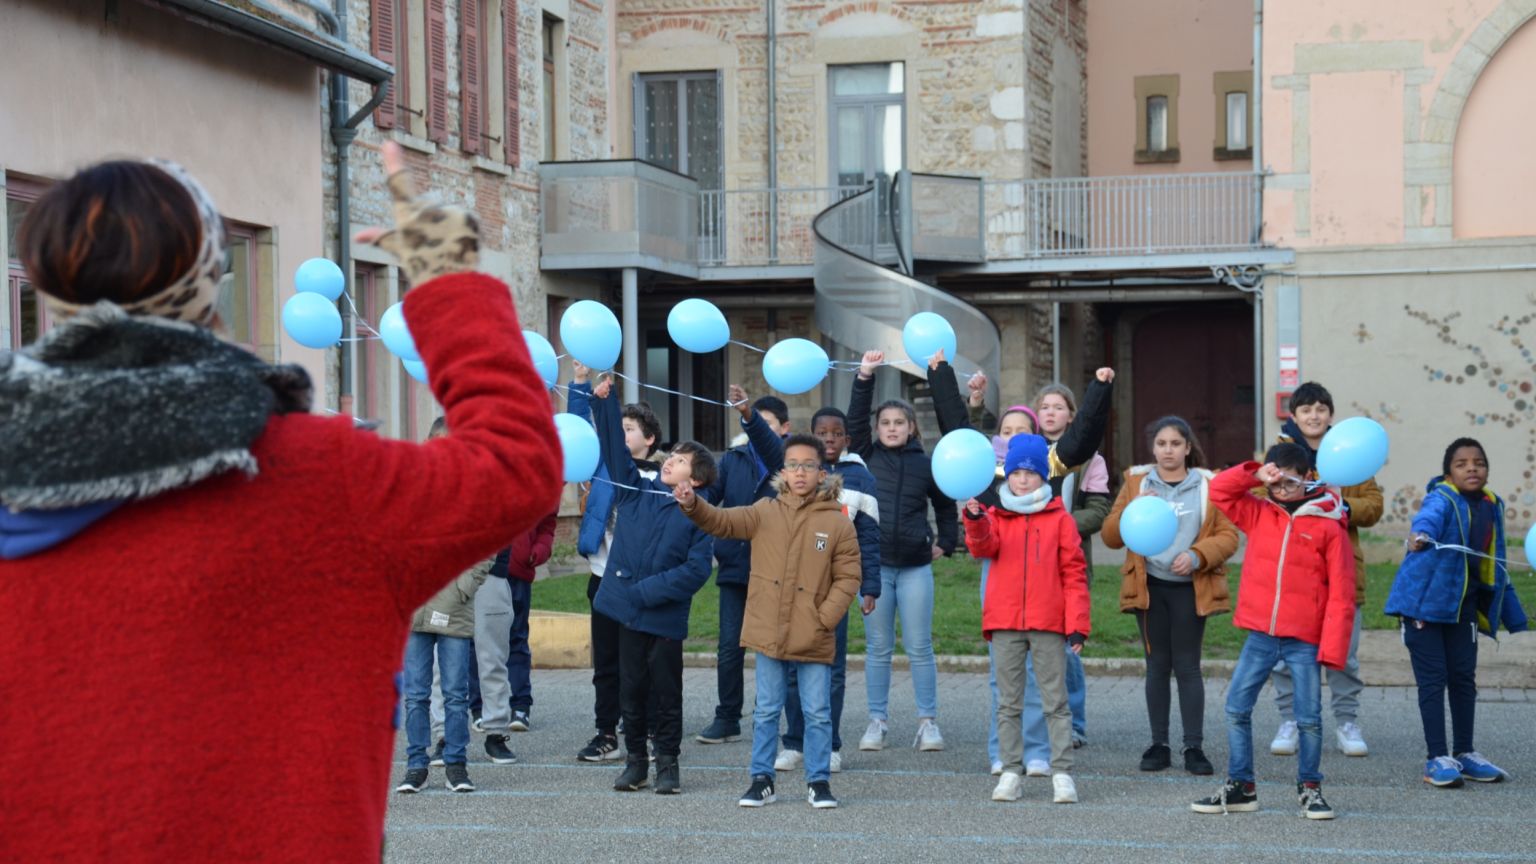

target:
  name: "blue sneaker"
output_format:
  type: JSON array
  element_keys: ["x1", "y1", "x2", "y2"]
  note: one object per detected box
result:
[
  {"x1": 1424, "y1": 756, "x2": 1464, "y2": 788},
  {"x1": 1457, "y1": 752, "x2": 1510, "y2": 783}
]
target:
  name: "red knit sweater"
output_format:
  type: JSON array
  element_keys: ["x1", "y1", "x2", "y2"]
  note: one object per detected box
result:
[{"x1": 0, "y1": 273, "x2": 561, "y2": 862}]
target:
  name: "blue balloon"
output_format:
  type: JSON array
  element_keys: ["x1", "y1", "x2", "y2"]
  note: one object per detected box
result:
[
  {"x1": 560, "y1": 300, "x2": 622, "y2": 370},
  {"x1": 402, "y1": 358, "x2": 429, "y2": 384},
  {"x1": 1526, "y1": 522, "x2": 1536, "y2": 569},
  {"x1": 379, "y1": 301, "x2": 420, "y2": 362},
  {"x1": 903, "y1": 312, "x2": 958, "y2": 367},
  {"x1": 667, "y1": 298, "x2": 730, "y2": 353},
  {"x1": 523, "y1": 330, "x2": 558, "y2": 389},
  {"x1": 930, "y1": 429, "x2": 998, "y2": 500},
  {"x1": 1316, "y1": 417, "x2": 1389, "y2": 487},
  {"x1": 1120, "y1": 496, "x2": 1179, "y2": 557},
  {"x1": 554, "y1": 412, "x2": 600, "y2": 482},
  {"x1": 294, "y1": 257, "x2": 345, "y2": 302},
  {"x1": 762, "y1": 338, "x2": 830, "y2": 394},
  {"x1": 281, "y1": 292, "x2": 342, "y2": 349}
]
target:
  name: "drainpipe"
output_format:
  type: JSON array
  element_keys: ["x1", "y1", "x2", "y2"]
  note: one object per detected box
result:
[
  {"x1": 1251, "y1": 0, "x2": 1264, "y2": 453},
  {"x1": 766, "y1": 0, "x2": 778, "y2": 262},
  {"x1": 622, "y1": 268, "x2": 640, "y2": 403}
]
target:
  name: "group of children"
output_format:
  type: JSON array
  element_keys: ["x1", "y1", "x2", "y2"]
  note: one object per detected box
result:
[{"x1": 394, "y1": 360, "x2": 1527, "y2": 816}]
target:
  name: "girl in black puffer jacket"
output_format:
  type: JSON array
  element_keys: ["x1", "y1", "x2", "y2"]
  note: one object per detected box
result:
[{"x1": 847, "y1": 349, "x2": 958, "y2": 754}]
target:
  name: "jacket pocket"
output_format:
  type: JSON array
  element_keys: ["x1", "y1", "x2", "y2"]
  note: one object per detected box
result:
[{"x1": 783, "y1": 589, "x2": 832, "y2": 659}]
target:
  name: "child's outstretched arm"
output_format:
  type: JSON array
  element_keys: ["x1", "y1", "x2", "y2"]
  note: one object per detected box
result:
[
  {"x1": 927, "y1": 349, "x2": 975, "y2": 437},
  {"x1": 1050, "y1": 368, "x2": 1114, "y2": 477},
  {"x1": 590, "y1": 377, "x2": 640, "y2": 493},
  {"x1": 737, "y1": 385, "x2": 785, "y2": 473},
  {"x1": 676, "y1": 485, "x2": 763, "y2": 540},
  {"x1": 632, "y1": 527, "x2": 715, "y2": 607},
  {"x1": 962, "y1": 500, "x2": 1000, "y2": 558},
  {"x1": 847, "y1": 350, "x2": 880, "y2": 456},
  {"x1": 1316, "y1": 523, "x2": 1358, "y2": 669},
  {"x1": 1208, "y1": 461, "x2": 1265, "y2": 532},
  {"x1": 1406, "y1": 488, "x2": 1454, "y2": 551},
  {"x1": 565, "y1": 361, "x2": 594, "y2": 422}
]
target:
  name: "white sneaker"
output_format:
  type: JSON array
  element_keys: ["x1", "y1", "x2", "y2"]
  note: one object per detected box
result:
[
  {"x1": 1270, "y1": 720, "x2": 1299, "y2": 756},
  {"x1": 774, "y1": 749, "x2": 803, "y2": 771},
  {"x1": 1336, "y1": 722, "x2": 1368, "y2": 757},
  {"x1": 858, "y1": 719, "x2": 888, "y2": 751},
  {"x1": 914, "y1": 719, "x2": 945, "y2": 752},
  {"x1": 1052, "y1": 773, "x2": 1078, "y2": 803},
  {"x1": 1025, "y1": 759, "x2": 1050, "y2": 777},
  {"x1": 991, "y1": 771, "x2": 1024, "y2": 802},
  {"x1": 829, "y1": 751, "x2": 843, "y2": 773},
  {"x1": 990, "y1": 760, "x2": 1004, "y2": 777}
]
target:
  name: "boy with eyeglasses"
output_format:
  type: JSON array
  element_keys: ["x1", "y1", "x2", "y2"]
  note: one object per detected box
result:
[
  {"x1": 674, "y1": 434, "x2": 862, "y2": 809},
  {"x1": 1191, "y1": 443, "x2": 1356, "y2": 820}
]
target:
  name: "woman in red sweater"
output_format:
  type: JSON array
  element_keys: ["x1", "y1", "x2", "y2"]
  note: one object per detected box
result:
[{"x1": 0, "y1": 143, "x2": 561, "y2": 862}]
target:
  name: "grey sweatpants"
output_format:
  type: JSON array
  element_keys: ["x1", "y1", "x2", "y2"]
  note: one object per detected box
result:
[
  {"x1": 1272, "y1": 605, "x2": 1364, "y2": 724},
  {"x1": 473, "y1": 577, "x2": 515, "y2": 734},
  {"x1": 994, "y1": 630, "x2": 1073, "y2": 775}
]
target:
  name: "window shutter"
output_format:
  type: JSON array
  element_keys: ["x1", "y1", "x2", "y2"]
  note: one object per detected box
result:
[
  {"x1": 426, "y1": 0, "x2": 450, "y2": 143},
  {"x1": 371, "y1": 0, "x2": 397, "y2": 129},
  {"x1": 460, "y1": 1, "x2": 483, "y2": 155},
  {"x1": 503, "y1": 0, "x2": 520, "y2": 167}
]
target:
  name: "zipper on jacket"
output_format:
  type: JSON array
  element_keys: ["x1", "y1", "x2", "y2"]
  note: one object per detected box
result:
[{"x1": 1269, "y1": 518, "x2": 1295, "y2": 636}]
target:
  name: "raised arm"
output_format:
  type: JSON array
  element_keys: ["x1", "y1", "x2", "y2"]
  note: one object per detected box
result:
[
  {"x1": 848, "y1": 351, "x2": 880, "y2": 456},
  {"x1": 1051, "y1": 371, "x2": 1113, "y2": 476},
  {"x1": 927, "y1": 354, "x2": 974, "y2": 436},
  {"x1": 1209, "y1": 461, "x2": 1266, "y2": 533},
  {"x1": 679, "y1": 494, "x2": 764, "y2": 541},
  {"x1": 742, "y1": 404, "x2": 785, "y2": 474},
  {"x1": 962, "y1": 506, "x2": 1000, "y2": 559},
  {"x1": 591, "y1": 382, "x2": 640, "y2": 492}
]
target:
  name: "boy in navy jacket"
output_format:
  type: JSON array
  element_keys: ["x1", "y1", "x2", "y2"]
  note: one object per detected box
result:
[{"x1": 589, "y1": 376, "x2": 718, "y2": 795}]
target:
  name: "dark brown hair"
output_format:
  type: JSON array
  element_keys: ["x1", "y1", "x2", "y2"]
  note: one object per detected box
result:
[
  {"x1": 17, "y1": 161, "x2": 204, "y2": 307},
  {"x1": 1145, "y1": 415, "x2": 1207, "y2": 469}
]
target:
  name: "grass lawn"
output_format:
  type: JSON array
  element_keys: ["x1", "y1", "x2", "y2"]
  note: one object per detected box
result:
[{"x1": 534, "y1": 560, "x2": 1536, "y2": 661}]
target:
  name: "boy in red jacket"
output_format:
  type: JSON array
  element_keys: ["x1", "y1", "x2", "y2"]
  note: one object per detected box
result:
[
  {"x1": 1192, "y1": 443, "x2": 1356, "y2": 820},
  {"x1": 964, "y1": 434, "x2": 1090, "y2": 806}
]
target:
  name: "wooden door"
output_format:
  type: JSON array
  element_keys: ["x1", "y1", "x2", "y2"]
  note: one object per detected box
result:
[{"x1": 1131, "y1": 302, "x2": 1255, "y2": 468}]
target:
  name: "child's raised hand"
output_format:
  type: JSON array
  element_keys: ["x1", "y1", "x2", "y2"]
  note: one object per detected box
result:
[
  {"x1": 1095, "y1": 367, "x2": 1116, "y2": 383},
  {"x1": 728, "y1": 384, "x2": 750, "y2": 418},
  {"x1": 966, "y1": 371, "x2": 987, "y2": 407},
  {"x1": 1406, "y1": 532, "x2": 1431, "y2": 552},
  {"x1": 965, "y1": 498, "x2": 984, "y2": 516},
  {"x1": 572, "y1": 359, "x2": 590, "y2": 384},
  {"x1": 593, "y1": 374, "x2": 613, "y2": 400},
  {"x1": 928, "y1": 347, "x2": 946, "y2": 370},
  {"x1": 1254, "y1": 462, "x2": 1282, "y2": 485},
  {"x1": 859, "y1": 349, "x2": 884, "y2": 379},
  {"x1": 672, "y1": 482, "x2": 695, "y2": 508}
]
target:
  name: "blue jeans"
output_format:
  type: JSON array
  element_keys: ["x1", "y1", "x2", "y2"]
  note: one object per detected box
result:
[
  {"x1": 715, "y1": 582, "x2": 748, "y2": 722},
  {"x1": 784, "y1": 613, "x2": 848, "y2": 752},
  {"x1": 752, "y1": 654, "x2": 833, "y2": 783},
  {"x1": 1225, "y1": 632, "x2": 1323, "y2": 784},
  {"x1": 865, "y1": 564, "x2": 938, "y2": 720},
  {"x1": 506, "y1": 579, "x2": 533, "y2": 712},
  {"x1": 404, "y1": 632, "x2": 472, "y2": 769},
  {"x1": 982, "y1": 561, "x2": 1050, "y2": 765},
  {"x1": 1065, "y1": 645, "x2": 1087, "y2": 737}
]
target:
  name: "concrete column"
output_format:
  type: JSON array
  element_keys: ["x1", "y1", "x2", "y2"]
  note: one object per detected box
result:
[{"x1": 622, "y1": 267, "x2": 640, "y2": 404}]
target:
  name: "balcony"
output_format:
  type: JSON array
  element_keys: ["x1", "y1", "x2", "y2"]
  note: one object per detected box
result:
[{"x1": 539, "y1": 162, "x2": 1274, "y2": 278}]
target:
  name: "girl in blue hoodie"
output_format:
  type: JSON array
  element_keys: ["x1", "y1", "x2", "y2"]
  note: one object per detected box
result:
[{"x1": 1386, "y1": 437, "x2": 1527, "y2": 788}]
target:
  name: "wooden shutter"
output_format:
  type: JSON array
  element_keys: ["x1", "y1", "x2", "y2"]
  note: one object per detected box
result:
[
  {"x1": 371, "y1": 0, "x2": 397, "y2": 129},
  {"x1": 460, "y1": 1, "x2": 483, "y2": 155},
  {"x1": 503, "y1": 0, "x2": 520, "y2": 166},
  {"x1": 426, "y1": 0, "x2": 450, "y2": 143}
]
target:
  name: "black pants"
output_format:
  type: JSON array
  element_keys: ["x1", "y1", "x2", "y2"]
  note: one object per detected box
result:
[
  {"x1": 714, "y1": 582, "x2": 749, "y2": 722},
  {"x1": 1135, "y1": 577, "x2": 1207, "y2": 749},
  {"x1": 1403, "y1": 614, "x2": 1479, "y2": 759},
  {"x1": 619, "y1": 626, "x2": 685, "y2": 758},
  {"x1": 587, "y1": 575, "x2": 622, "y2": 735}
]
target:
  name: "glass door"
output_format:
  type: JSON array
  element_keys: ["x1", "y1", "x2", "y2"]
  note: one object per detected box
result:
[
  {"x1": 829, "y1": 63, "x2": 905, "y2": 257},
  {"x1": 635, "y1": 72, "x2": 723, "y2": 259}
]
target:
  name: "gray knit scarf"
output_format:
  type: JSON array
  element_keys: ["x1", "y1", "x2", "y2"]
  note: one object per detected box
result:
[
  {"x1": 998, "y1": 482, "x2": 1053, "y2": 515},
  {"x1": 0, "y1": 302, "x2": 312, "y2": 511}
]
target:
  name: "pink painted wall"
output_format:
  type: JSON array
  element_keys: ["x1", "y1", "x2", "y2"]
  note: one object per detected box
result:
[
  {"x1": 1086, "y1": 0, "x2": 1253, "y2": 177},
  {"x1": 1309, "y1": 71, "x2": 1404, "y2": 245},
  {"x1": 1454, "y1": 19, "x2": 1536, "y2": 238}
]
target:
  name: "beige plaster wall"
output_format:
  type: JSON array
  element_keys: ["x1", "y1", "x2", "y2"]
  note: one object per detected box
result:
[
  {"x1": 1086, "y1": 0, "x2": 1253, "y2": 177},
  {"x1": 1453, "y1": 18, "x2": 1536, "y2": 238},
  {"x1": 0, "y1": 0, "x2": 327, "y2": 395}
]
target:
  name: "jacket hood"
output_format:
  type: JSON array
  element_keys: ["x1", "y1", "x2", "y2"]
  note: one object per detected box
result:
[
  {"x1": 1424, "y1": 476, "x2": 1502, "y2": 504},
  {"x1": 1127, "y1": 464, "x2": 1215, "y2": 482},
  {"x1": 837, "y1": 451, "x2": 869, "y2": 468},
  {"x1": 1276, "y1": 419, "x2": 1319, "y2": 464},
  {"x1": 0, "y1": 500, "x2": 123, "y2": 559},
  {"x1": 769, "y1": 472, "x2": 845, "y2": 504},
  {"x1": 1278, "y1": 488, "x2": 1346, "y2": 522}
]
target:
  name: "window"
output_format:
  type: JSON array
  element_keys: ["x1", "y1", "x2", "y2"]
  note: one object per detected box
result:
[
  {"x1": 828, "y1": 62, "x2": 905, "y2": 188},
  {"x1": 1134, "y1": 74, "x2": 1180, "y2": 164},
  {"x1": 460, "y1": 0, "x2": 498, "y2": 156},
  {"x1": 217, "y1": 222, "x2": 263, "y2": 355},
  {"x1": 371, "y1": 0, "x2": 444, "y2": 141},
  {"x1": 635, "y1": 72, "x2": 722, "y2": 190},
  {"x1": 1213, "y1": 71, "x2": 1253, "y2": 160},
  {"x1": 542, "y1": 14, "x2": 562, "y2": 160},
  {"x1": 5, "y1": 178, "x2": 50, "y2": 349}
]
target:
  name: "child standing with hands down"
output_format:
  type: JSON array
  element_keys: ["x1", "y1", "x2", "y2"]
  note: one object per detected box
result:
[
  {"x1": 675, "y1": 434, "x2": 863, "y2": 809},
  {"x1": 1192, "y1": 444, "x2": 1355, "y2": 820},
  {"x1": 964, "y1": 434, "x2": 1091, "y2": 805},
  {"x1": 588, "y1": 375, "x2": 718, "y2": 795},
  {"x1": 1386, "y1": 438, "x2": 1526, "y2": 788},
  {"x1": 850, "y1": 350, "x2": 959, "y2": 753}
]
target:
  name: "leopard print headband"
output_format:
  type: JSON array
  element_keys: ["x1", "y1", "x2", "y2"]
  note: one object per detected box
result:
[{"x1": 42, "y1": 159, "x2": 226, "y2": 327}]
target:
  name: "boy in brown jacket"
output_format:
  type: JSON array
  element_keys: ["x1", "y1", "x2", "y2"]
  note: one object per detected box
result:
[{"x1": 674, "y1": 434, "x2": 862, "y2": 809}]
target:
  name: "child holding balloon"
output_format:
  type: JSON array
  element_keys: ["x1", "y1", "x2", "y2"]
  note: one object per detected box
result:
[
  {"x1": 849, "y1": 350, "x2": 958, "y2": 753},
  {"x1": 1101, "y1": 416, "x2": 1238, "y2": 776},
  {"x1": 1386, "y1": 437, "x2": 1527, "y2": 788},
  {"x1": 963, "y1": 434, "x2": 1090, "y2": 804},
  {"x1": 1192, "y1": 444, "x2": 1355, "y2": 820}
]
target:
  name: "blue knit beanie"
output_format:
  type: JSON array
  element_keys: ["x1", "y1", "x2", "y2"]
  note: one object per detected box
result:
[{"x1": 1004, "y1": 434, "x2": 1050, "y2": 479}]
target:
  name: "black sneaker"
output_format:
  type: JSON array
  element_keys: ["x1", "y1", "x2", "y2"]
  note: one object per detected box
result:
[
  {"x1": 395, "y1": 768, "x2": 429, "y2": 794},
  {"x1": 738, "y1": 775, "x2": 776, "y2": 807},
  {"x1": 444, "y1": 763, "x2": 475, "y2": 793},
  {"x1": 614, "y1": 757, "x2": 650, "y2": 791},
  {"x1": 1297, "y1": 782, "x2": 1335, "y2": 820},
  {"x1": 429, "y1": 738, "x2": 446, "y2": 767},
  {"x1": 485, "y1": 734, "x2": 518, "y2": 764},
  {"x1": 1184, "y1": 747, "x2": 1215, "y2": 776},
  {"x1": 510, "y1": 710, "x2": 531, "y2": 732},
  {"x1": 578, "y1": 733, "x2": 622, "y2": 762},
  {"x1": 654, "y1": 755, "x2": 680, "y2": 795},
  {"x1": 1191, "y1": 779, "x2": 1259, "y2": 814},
  {"x1": 807, "y1": 781, "x2": 839, "y2": 809},
  {"x1": 696, "y1": 718, "x2": 743, "y2": 744},
  {"x1": 1139, "y1": 743, "x2": 1171, "y2": 771}
]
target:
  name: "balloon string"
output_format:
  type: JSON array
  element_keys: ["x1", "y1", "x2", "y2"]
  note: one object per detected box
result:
[
  {"x1": 1425, "y1": 540, "x2": 1516, "y2": 569},
  {"x1": 730, "y1": 340, "x2": 766, "y2": 354},
  {"x1": 340, "y1": 292, "x2": 382, "y2": 337},
  {"x1": 590, "y1": 475, "x2": 675, "y2": 498},
  {"x1": 609, "y1": 371, "x2": 747, "y2": 407}
]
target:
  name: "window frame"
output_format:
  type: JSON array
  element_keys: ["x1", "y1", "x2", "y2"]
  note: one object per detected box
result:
[
  {"x1": 219, "y1": 220, "x2": 264, "y2": 356},
  {"x1": 827, "y1": 62, "x2": 907, "y2": 189},
  {"x1": 1212, "y1": 70, "x2": 1254, "y2": 161},
  {"x1": 1133, "y1": 74, "x2": 1181, "y2": 164},
  {"x1": 632, "y1": 70, "x2": 725, "y2": 189},
  {"x1": 540, "y1": 13, "x2": 565, "y2": 161},
  {"x1": 5, "y1": 175, "x2": 52, "y2": 349}
]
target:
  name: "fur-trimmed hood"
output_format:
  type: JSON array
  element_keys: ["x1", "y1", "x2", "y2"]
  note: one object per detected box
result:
[{"x1": 769, "y1": 471, "x2": 845, "y2": 505}]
